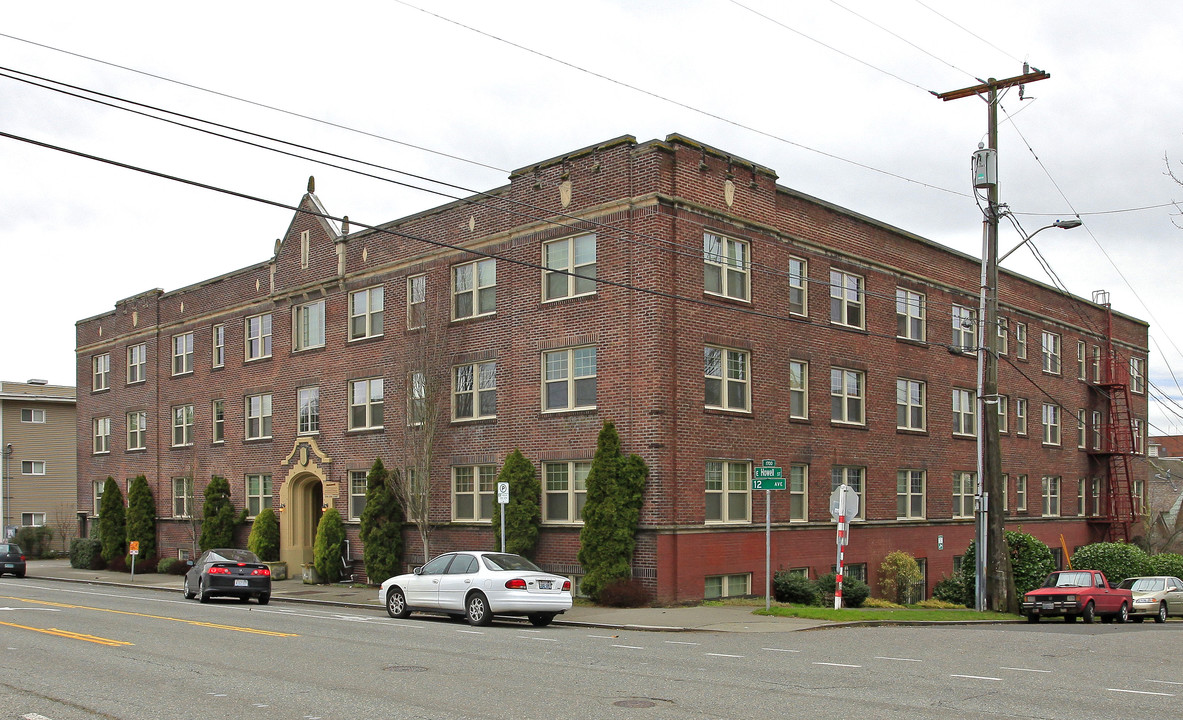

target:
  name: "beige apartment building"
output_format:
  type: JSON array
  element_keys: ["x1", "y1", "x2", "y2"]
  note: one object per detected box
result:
[{"x1": 0, "y1": 379, "x2": 77, "y2": 546}]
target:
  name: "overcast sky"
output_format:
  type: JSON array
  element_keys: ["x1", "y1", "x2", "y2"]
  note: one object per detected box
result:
[{"x1": 4, "y1": 1, "x2": 1183, "y2": 433}]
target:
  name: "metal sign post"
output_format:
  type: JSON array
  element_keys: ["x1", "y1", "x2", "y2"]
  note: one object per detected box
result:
[
  {"x1": 829, "y1": 485, "x2": 858, "y2": 610},
  {"x1": 753, "y1": 460, "x2": 783, "y2": 610},
  {"x1": 129, "y1": 540, "x2": 140, "y2": 582},
  {"x1": 497, "y1": 482, "x2": 509, "y2": 553}
]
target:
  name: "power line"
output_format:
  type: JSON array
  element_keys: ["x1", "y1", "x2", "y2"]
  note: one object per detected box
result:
[{"x1": 912, "y1": 0, "x2": 1024, "y2": 65}]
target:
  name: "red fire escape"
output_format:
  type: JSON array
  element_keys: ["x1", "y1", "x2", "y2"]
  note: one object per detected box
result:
[{"x1": 1086, "y1": 294, "x2": 1139, "y2": 542}]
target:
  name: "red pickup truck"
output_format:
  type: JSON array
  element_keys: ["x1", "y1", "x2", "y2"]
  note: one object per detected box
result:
[{"x1": 1021, "y1": 569, "x2": 1132, "y2": 623}]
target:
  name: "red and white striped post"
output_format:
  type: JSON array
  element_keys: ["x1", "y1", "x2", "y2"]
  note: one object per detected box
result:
[{"x1": 834, "y1": 488, "x2": 847, "y2": 610}]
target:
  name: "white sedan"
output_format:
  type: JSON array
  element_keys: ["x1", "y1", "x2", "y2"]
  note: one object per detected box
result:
[{"x1": 379, "y1": 551, "x2": 573, "y2": 627}]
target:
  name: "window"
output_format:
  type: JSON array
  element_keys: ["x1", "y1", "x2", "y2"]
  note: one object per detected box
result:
[
  {"x1": 93, "y1": 417, "x2": 110, "y2": 454},
  {"x1": 93, "y1": 480, "x2": 105, "y2": 515},
  {"x1": 127, "y1": 343, "x2": 147, "y2": 384},
  {"x1": 212, "y1": 324, "x2": 225, "y2": 368},
  {"x1": 833, "y1": 563, "x2": 868, "y2": 584},
  {"x1": 349, "y1": 378, "x2": 384, "y2": 430},
  {"x1": 408, "y1": 370, "x2": 427, "y2": 426},
  {"x1": 952, "y1": 472, "x2": 976, "y2": 519},
  {"x1": 789, "y1": 360, "x2": 809, "y2": 419},
  {"x1": 1133, "y1": 418, "x2": 1145, "y2": 455},
  {"x1": 831, "y1": 467, "x2": 864, "y2": 520},
  {"x1": 1077, "y1": 409, "x2": 1087, "y2": 449},
  {"x1": 997, "y1": 395, "x2": 1008, "y2": 433},
  {"x1": 1015, "y1": 322, "x2": 1028, "y2": 360},
  {"x1": 789, "y1": 464, "x2": 808, "y2": 521},
  {"x1": 896, "y1": 379, "x2": 925, "y2": 431},
  {"x1": 1041, "y1": 331, "x2": 1061, "y2": 374},
  {"x1": 897, "y1": 469, "x2": 925, "y2": 519},
  {"x1": 951, "y1": 305, "x2": 976, "y2": 350},
  {"x1": 349, "y1": 470, "x2": 368, "y2": 520},
  {"x1": 542, "y1": 234, "x2": 597, "y2": 301},
  {"x1": 93, "y1": 353, "x2": 110, "y2": 391},
  {"x1": 245, "y1": 314, "x2": 273, "y2": 360},
  {"x1": 1091, "y1": 410, "x2": 1103, "y2": 450},
  {"x1": 1091, "y1": 346, "x2": 1101, "y2": 382},
  {"x1": 212, "y1": 400, "x2": 224, "y2": 443},
  {"x1": 997, "y1": 317, "x2": 1009, "y2": 356},
  {"x1": 127, "y1": 411, "x2": 147, "y2": 450},
  {"x1": 1077, "y1": 480, "x2": 1086, "y2": 517},
  {"x1": 830, "y1": 368, "x2": 865, "y2": 425},
  {"x1": 246, "y1": 474, "x2": 272, "y2": 517},
  {"x1": 454, "y1": 361, "x2": 497, "y2": 420},
  {"x1": 407, "y1": 274, "x2": 426, "y2": 329},
  {"x1": 293, "y1": 300, "x2": 326, "y2": 351},
  {"x1": 788, "y1": 257, "x2": 808, "y2": 316},
  {"x1": 172, "y1": 332, "x2": 194, "y2": 375},
  {"x1": 453, "y1": 258, "x2": 496, "y2": 319},
  {"x1": 300, "y1": 229, "x2": 310, "y2": 269},
  {"x1": 543, "y1": 347, "x2": 597, "y2": 411},
  {"x1": 298, "y1": 387, "x2": 319, "y2": 435},
  {"x1": 1130, "y1": 357, "x2": 1146, "y2": 394},
  {"x1": 172, "y1": 477, "x2": 194, "y2": 518},
  {"x1": 1077, "y1": 341, "x2": 1086, "y2": 380},
  {"x1": 1090, "y1": 477, "x2": 1101, "y2": 516},
  {"x1": 895, "y1": 288, "x2": 925, "y2": 341},
  {"x1": 706, "y1": 460, "x2": 751, "y2": 523},
  {"x1": 350, "y1": 286, "x2": 384, "y2": 340},
  {"x1": 172, "y1": 404, "x2": 194, "y2": 446},
  {"x1": 21, "y1": 461, "x2": 46, "y2": 475},
  {"x1": 1042, "y1": 403, "x2": 1061, "y2": 446},
  {"x1": 703, "y1": 232, "x2": 749, "y2": 301},
  {"x1": 245, "y1": 394, "x2": 272, "y2": 440},
  {"x1": 21, "y1": 512, "x2": 46, "y2": 527},
  {"x1": 1017, "y1": 475, "x2": 1028, "y2": 512},
  {"x1": 453, "y1": 465, "x2": 497, "y2": 521},
  {"x1": 704, "y1": 574, "x2": 751, "y2": 599},
  {"x1": 704, "y1": 346, "x2": 750, "y2": 412},
  {"x1": 1133, "y1": 478, "x2": 1146, "y2": 514},
  {"x1": 21, "y1": 408, "x2": 46, "y2": 423},
  {"x1": 1002, "y1": 473, "x2": 1010, "y2": 514},
  {"x1": 829, "y1": 270, "x2": 863, "y2": 328},
  {"x1": 1016, "y1": 398, "x2": 1028, "y2": 435},
  {"x1": 952, "y1": 388, "x2": 976, "y2": 437},
  {"x1": 1041, "y1": 476, "x2": 1061, "y2": 517},
  {"x1": 544, "y1": 461, "x2": 590, "y2": 523}
]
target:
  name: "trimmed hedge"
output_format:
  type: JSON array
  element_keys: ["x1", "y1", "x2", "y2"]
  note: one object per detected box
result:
[
  {"x1": 69, "y1": 538, "x2": 103, "y2": 569},
  {"x1": 1070, "y1": 542, "x2": 1153, "y2": 584},
  {"x1": 772, "y1": 571, "x2": 820, "y2": 605},
  {"x1": 1148, "y1": 553, "x2": 1183, "y2": 579}
]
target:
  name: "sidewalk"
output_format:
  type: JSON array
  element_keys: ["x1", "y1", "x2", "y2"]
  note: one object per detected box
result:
[{"x1": 20, "y1": 559, "x2": 829, "y2": 633}]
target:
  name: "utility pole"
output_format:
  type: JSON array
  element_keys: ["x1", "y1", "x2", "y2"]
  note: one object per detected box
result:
[{"x1": 937, "y1": 67, "x2": 1049, "y2": 613}]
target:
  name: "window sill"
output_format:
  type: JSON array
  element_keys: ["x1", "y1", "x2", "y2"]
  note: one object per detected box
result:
[
  {"x1": 451, "y1": 312, "x2": 497, "y2": 324},
  {"x1": 896, "y1": 427, "x2": 927, "y2": 436},
  {"x1": 292, "y1": 345, "x2": 326, "y2": 355},
  {"x1": 245, "y1": 356, "x2": 273, "y2": 364},
  {"x1": 895, "y1": 337, "x2": 927, "y2": 348},
  {"x1": 830, "y1": 421, "x2": 868, "y2": 430},
  {"x1": 348, "y1": 334, "x2": 384, "y2": 345},
  {"x1": 171, "y1": 371, "x2": 194, "y2": 378},
  {"x1": 704, "y1": 406, "x2": 753, "y2": 417},
  {"x1": 170, "y1": 444, "x2": 195, "y2": 450},
  {"x1": 126, "y1": 448, "x2": 148, "y2": 454},
  {"x1": 244, "y1": 437, "x2": 273, "y2": 444},
  {"x1": 542, "y1": 291, "x2": 598, "y2": 305},
  {"x1": 346, "y1": 427, "x2": 385, "y2": 436},
  {"x1": 540, "y1": 407, "x2": 598, "y2": 416},
  {"x1": 92, "y1": 387, "x2": 110, "y2": 394},
  {"x1": 952, "y1": 433, "x2": 977, "y2": 440},
  {"x1": 703, "y1": 291, "x2": 752, "y2": 306},
  {"x1": 829, "y1": 322, "x2": 868, "y2": 333},
  {"x1": 126, "y1": 380, "x2": 146, "y2": 386},
  {"x1": 451, "y1": 416, "x2": 497, "y2": 426}
]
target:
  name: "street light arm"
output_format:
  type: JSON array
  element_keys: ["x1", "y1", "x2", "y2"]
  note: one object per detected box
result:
[{"x1": 998, "y1": 218, "x2": 1082, "y2": 263}]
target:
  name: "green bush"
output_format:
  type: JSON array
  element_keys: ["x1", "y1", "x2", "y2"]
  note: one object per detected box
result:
[
  {"x1": 1070, "y1": 542, "x2": 1153, "y2": 584},
  {"x1": 313, "y1": 507, "x2": 346, "y2": 583},
  {"x1": 577, "y1": 421, "x2": 648, "y2": 602},
  {"x1": 14, "y1": 526, "x2": 54, "y2": 558},
  {"x1": 815, "y1": 572, "x2": 870, "y2": 608},
  {"x1": 125, "y1": 475, "x2": 157, "y2": 566},
  {"x1": 199, "y1": 476, "x2": 237, "y2": 551},
  {"x1": 1148, "y1": 553, "x2": 1183, "y2": 579},
  {"x1": 98, "y1": 477, "x2": 126, "y2": 563},
  {"x1": 772, "y1": 571, "x2": 820, "y2": 605},
  {"x1": 878, "y1": 550, "x2": 923, "y2": 605},
  {"x1": 960, "y1": 530, "x2": 1055, "y2": 604},
  {"x1": 359, "y1": 459, "x2": 403, "y2": 581},
  {"x1": 247, "y1": 507, "x2": 280, "y2": 562},
  {"x1": 157, "y1": 557, "x2": 179, "y2": 574},
  {"x1": 931, "y1": 573, "x2": 969, "y2": 605},
  {"x1": 491, "y1": 450, "x2": 540, "y2": 558},
  {"x1": 69, "y1": 537, "x2": 103, "y2": 569}
]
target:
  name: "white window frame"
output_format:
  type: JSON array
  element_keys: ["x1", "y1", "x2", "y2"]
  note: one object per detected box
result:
[
  {"x1": 407, "y1": 274, "x2": 426, "y2": 330},
  {"x1": 127, "y1": 411, "x2": 147, "y2": 451},
  {"x1": 452, "y1": 465, "x2": 497, "y2": 522},
  {"x1": 1077, "y1": 409, "x2": 1087, "y2": 449},
  {"x1": 1017, "y1": 475, "x2": 1028, "y2": 512},
  {"x1": 1042, "y1": 476, "x2": 1061, "y2": 517},
  {"x1": 349, "y1": 286, "x2": 384, "y2": 340},
  {"x1": 172, "y1": 404, "x2": 194, "y2": 447},
  {"x1": 212, "y1": 399, "x2": 225, "y2": 444},
  {"x1": 1091, "y1": 410, "x2": 1103, "y2": 450},
  {"x1": 1015, "y1": 322, "x2": 1028, "y2": 360},
  {"x1": 172, "y1": 477, "x2": 194, "y2": 518},
  {"x1": 127, "y1": 343, "x2": 147, "y2": 384},
  {"x1": 543, "y1": 346, "x2": 597, "y2": 412},
  {"x1": 1077, "y1": 479, "x2": 1086, "y2": 517},
  {"x1": 93, "y1": 353, "x2": 110, "y2": 391},
  {"x1": 453, "y1": 258, "x2": 497, "y2": 319},
  {"x1": 997, "y1": 317, "x2": 1009, "y2": 356},
  {"x1": 952, "y1": 471, "x2": 976, "y2": 519},
  {"x1": 830, "y1": 368, "x2": 865, "y2": 425},
  {"x1": 172, "y1": 332, "x2": 194, "y2": 375},
  {"x1": 212, "y1": 324, "x2": 225, "y2": 368},
  {"x1": 706, "y1": 460, "x2": 751, "y2": 524},
  {"x1": 897, "y1": 469, "x2": 926, "y2": 520},
  {"x1": 829, "y1": 269, "x2": 864, "y2": 328},
  {"x1": 349, "y1": 378, "x2": 384, "y2": 430},
  {"x1": 349, "y1": 470, "x2": 368, "y2": 521},
  {"x1": 788, "y1": 257, "x2": 808, "y2": 316},
  {"x1": 408, "y1": 370, "x2": 427, "y2": 427},
  {"x1": 299, "y1": 229, "x2": 310, "y2": 269},
  {"x1": 21, "y1": 461, "x2": 46, "y2": 475},
  {"x1": 1042, "y1": 403, "x2": 1061, "y2": 446},
  {"x1": 21, "y1": 408, "x2": 46, "y2": 423},
  {"x1": 952, "y1": 388, "x2": 976, "y2": 437},
  {"x1": 896, "y1": 378, "x2": 926, "y2": 431},
  {"x1": 704, "y1": 346, "x2": 750, "y2": 412},
  {"x1": 1130, "y1": 357, "x2": 1146, "y2": 394},
  {"x1": 245, "y1": 394, "x2": 273, "y2": 440},
  {"x1": 1016, "y1": 398, "x2": 1028, "y2": 436},
  {"x1": 21, "y1": 512, "x2": 46, "y2": 527},
  {"x1": 1041, "y1": 331, "x2": 1061, "y2": 375},
  {"x1": 544, "y1": 460, "x2": 590, "y2": 525},
  {"x1": 245, "y1": 313, "x2": 273, "y2": 361},
  {"x1": 703, "y1": 232, "x2": 750, "y2": 301},
  {"x1": 1091, "y1": 345, "x2": 1102, "y2": 382},
  {"x1": 997, "y1": 395, "x2": 1009, "y2": 433},
  {"x1": 93, "y1": 480, "x2": 105, "y2": 516},
  {"x1": 453, "y1": 361, "x2": 497, "y2": 421},
  {"x1": 789, "y1": 464, "x2": 808, "y2": 522},
  {"x1": 830, "y1": 466, "x2": 865, "y2": 520},
  {"x1": 789, "y1": 360, "x2": 809, "y2": 419},
  {"x1": 895, "y1": 288, "x2": 925, "y2": 341},
  {"x1": 1133, "y1": 418, "x2": 1145, "y2": 455},
  {"x1": 293, "y1": 299, "x2": 326, "y2": 351},
  {"x1": 93, "y1": 417, "x2": 110, "y2": 454},
  {"x1": 543, "y1": 234, "x2": 597, "y2": 301},
  {"x1": 1077, "y1": 341, "x2": 1087, "y2": 380},
  {"x1": 246, "y1": 474, "x2": 272, "y2": 518},
  {"x1": 298, "y1": 386, "x2": 320, "y2": 435},
  {"x1": 704, "y1": 573, "x2": 752, "y2": 599},
  {"x1": 951, "y1": 304, "x2": 976, "y2": 350}
]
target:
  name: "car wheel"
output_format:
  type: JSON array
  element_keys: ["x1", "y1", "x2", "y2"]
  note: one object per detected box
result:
[
  {"x1": 1156, "y1": 602, "x2": 1168, "y2": 623},
  {"x1": 257, "y1": 594, "x2": 270, "y2": 606},
  {"x1": 183, "y1": 578, "x2": 196, "y2": 600},
  {"x1": 386, "y1": 587, "x2": 411, "y2": 619},
  {"x1": 528, "y1": 613, "x2": 556, "y2": 627},
  {"x1": 1081, "y1": 601, "x2": 1095, "y2": 624},
  {"x1": 198, "y1": 578, "x2": 210, "y2": 604},
  {"x1": 1025, "y1": 613, "x2": 1040, "y2": 623},
  {"x1": 466, "y1": 592, "x2": 492, "y2": 626},
  {"x1": 1116, "y1": 603, "x2": 1129, "y2": 623}
]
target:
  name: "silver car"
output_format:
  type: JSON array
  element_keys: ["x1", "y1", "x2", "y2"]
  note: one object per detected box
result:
[
  {"x1": 380, "y1": 551, "x2": 573, "y2": 627},
  {"x1": 1116, "y1": 576, "x2": 1183, "y2": 623}
]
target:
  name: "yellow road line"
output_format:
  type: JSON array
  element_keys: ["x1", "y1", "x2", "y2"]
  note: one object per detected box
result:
[
  {"x1": 0, "y1": 620, "x2": 133, "y2": 647},
  {"x1": 0, "y1": 596, "x2": 298, "y2": 637}
]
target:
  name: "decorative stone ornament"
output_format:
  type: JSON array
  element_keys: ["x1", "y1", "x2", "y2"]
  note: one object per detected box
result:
[
  {"x1": 559, "y1": 180, "x2": 573, "y2": 208},
  {"x1": 724, "y1": 179, "x2": 735, "y2": 208}
]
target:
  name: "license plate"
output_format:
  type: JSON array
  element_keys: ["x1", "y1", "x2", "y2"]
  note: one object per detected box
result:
[
  {"x1": 3, "y1": 563, "x2": 12, "y2": 568},
  {"x1": 538, "y1": 580, "x2": 552, "y2": 590},
  {"x1": 234, "y1": 579, "x2": 248, "y2": 587},
  {"x1": 1042, "y1": 602, "x2": 1054, "y2": 610}
]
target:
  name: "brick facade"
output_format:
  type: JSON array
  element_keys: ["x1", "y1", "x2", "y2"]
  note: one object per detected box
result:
[{"x1": 75, "y1": 134, "x2": 1149, "y2": 603}]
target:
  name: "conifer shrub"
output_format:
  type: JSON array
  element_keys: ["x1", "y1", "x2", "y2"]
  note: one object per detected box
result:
[
  {"x1": 359, "y1": 459, "x2": 403, "y2": 582},
  {"x1": 313, "y1": 508, "x2": 346, "y2": 583},
  {"x1": 199, "y1": 476, "x2": 237, "y2": 551},
  {"x1": 69, "y1": 538, "x2": 103, "y2": 569},
  {"x1": 491, "y1": 449, "x2": 540, "y2": 558},
  {"x1": 247, "y1": 507, "x2": 280, "y2": 562},
  {"x1": 125, "y1": 475, "x2": 157, "y2": 566},
  {"x1": 577, "y1": 421, "x2": 648, "y2": 602},
  {"x1": 98, "y1": 477, "x2": 126, "y2": 563}
]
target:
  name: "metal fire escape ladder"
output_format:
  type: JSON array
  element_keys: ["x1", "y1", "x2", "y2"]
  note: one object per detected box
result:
[{"x1": 1087, "y1": 297, "x2": 1138, "y2": 542}]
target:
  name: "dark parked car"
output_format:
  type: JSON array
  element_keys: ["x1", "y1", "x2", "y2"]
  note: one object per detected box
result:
[
  {"x1": 0, "y1": 543, "x2": 26, "y2": 578},
  {"x1": 183, "y1": 548, "x2": 271, "y2": 604}
]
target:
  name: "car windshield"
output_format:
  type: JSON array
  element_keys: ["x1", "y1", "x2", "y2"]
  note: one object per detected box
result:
[
  {"x1": 1043, "y1": 571, "x2": 1095, "y2": 588},
  {"x1": 482, "y1": 553, "x2": 543, "y2": 572},
  {"x1": 1118, "y1": 578, "x2": 1164, "y2": 592},
  {"x1": 206, "y1": 549, "x2": 260, "y2": 564}
]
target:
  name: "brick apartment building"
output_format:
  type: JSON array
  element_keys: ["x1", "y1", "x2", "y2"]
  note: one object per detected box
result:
[{"x1": 75, "y1": 134, "x2": 1149, "y2": 603}]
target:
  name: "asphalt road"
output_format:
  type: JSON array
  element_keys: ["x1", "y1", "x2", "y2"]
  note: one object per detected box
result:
[{"x1": 1, "y1": 577, "x2": 1179, "y2": 719}]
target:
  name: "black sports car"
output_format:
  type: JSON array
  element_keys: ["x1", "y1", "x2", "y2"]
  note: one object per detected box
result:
[{"x1": 183, "y1": 548, "x2": 271, "y2": 604}]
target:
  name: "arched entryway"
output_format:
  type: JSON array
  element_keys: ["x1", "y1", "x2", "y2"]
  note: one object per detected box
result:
[{"x1": 278, "y1": 437, "x2": 334, "y2": 567}]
